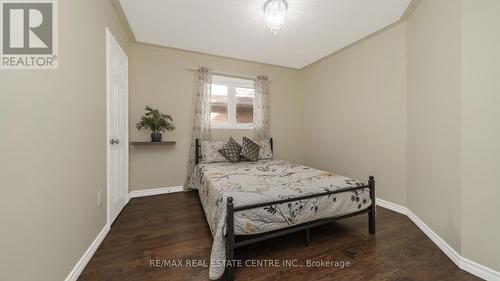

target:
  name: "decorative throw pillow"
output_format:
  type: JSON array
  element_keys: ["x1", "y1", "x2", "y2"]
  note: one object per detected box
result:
[
  {"x1": 240, "y1": 137, "x2": 261, "y2": 161},
  {"x1": 201, "y1": 140, "x2": 227, "y2": 163},
  {"x1": 218, "y1": 137, "x2": 242, "y2": 163},
  {"x1": 255, "y1": 139, "x2": 273, "y2": 159}
]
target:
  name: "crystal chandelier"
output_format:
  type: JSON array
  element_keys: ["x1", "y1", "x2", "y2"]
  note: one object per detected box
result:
[{"x1": 263, "y1": 0, "x2": 288, "y2": 35}]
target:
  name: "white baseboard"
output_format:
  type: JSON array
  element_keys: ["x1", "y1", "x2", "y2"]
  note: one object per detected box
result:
[
  {"x1": 64, "y1": 224, "x2": 110, "y2": 281},
  {"x1": 375, "y1": 198, "x2": 408, "y2": 215},
  {"x1": 461, "y1": 256, "x2": 500, "y2": 281},
  {"x1": 129, "y1": 185, "x2": 184, "y2": 198},
  {"x1": 376, "y1": 197, "x2": 500, "y2": 281}
]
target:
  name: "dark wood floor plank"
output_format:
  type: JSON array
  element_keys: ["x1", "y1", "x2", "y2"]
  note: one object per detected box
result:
[{"x1": 78, "y1": 192, "x2": 480, "y2": 281}]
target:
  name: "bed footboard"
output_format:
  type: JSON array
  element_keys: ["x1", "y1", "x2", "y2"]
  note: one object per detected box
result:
[
  {"x1": 368, "y1": 176, "x2": 376, "y2": 234},
  {"x1": 225, "y1": 176, "x2": 376, "y2": 281}
]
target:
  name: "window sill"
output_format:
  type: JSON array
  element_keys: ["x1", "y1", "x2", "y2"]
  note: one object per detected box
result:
[{"x1": 212, "y1": 124, "x2": 253, "y2": 130}]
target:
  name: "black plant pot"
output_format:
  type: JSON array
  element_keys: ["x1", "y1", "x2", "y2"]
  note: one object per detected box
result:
[{"x1": 151, "y1": 133, "x2": 162, "y2": 142}]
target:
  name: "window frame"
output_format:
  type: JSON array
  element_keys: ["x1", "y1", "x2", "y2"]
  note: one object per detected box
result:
[{"x1": 210, "y1": 75, "x2": 255, "y2": 130}]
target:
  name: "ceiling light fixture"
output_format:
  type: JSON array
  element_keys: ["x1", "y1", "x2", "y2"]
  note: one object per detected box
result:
[{"x1": 263, "y1": 0, "x2": 288, "y2": 35}]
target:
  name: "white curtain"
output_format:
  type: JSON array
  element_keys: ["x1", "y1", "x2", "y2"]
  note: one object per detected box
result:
[
  {"x1": 185, "y1": 67, "x2": 213, "y2": 190},
  {"x1": 253, "y1": 75, "x2": 271, "y2": 140}
]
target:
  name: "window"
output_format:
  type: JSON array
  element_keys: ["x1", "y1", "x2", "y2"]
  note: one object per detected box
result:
[{"x1": 211, "y1": 75, "x2": 254, "y2": 129}]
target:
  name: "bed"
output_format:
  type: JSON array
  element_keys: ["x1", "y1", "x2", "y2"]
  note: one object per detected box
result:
[{"x1": 189, "y1": 138, "x2": 375, "y2": 281}]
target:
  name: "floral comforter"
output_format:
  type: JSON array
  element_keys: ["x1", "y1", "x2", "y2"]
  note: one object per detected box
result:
[{"x1": 189, "y1": 160, "x2": 372, "y2": 280}]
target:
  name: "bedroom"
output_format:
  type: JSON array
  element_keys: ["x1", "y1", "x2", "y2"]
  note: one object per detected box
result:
[{"x1": 0, "y1": 0, "x2": 499, "y2": 280}]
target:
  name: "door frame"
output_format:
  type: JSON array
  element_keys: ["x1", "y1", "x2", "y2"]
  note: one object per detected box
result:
[{"x1": 106, "y1": 28, "x2": 129, "y2": 226}]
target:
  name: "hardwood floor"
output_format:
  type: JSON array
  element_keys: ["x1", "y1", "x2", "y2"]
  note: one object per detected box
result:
[{"x1": 78, "y1": 192, "x2": 480, "y2": 281}]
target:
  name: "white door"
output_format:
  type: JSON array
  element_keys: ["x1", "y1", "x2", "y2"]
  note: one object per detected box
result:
[{"x1": 106, "y1": 28, "x2": 129, "y2": 225}]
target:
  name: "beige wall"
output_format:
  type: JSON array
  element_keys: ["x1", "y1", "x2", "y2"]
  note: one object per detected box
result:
[
  {"x1": 300, "y1": 23, "x2": 408, "y2": 206},
  {"x1": 461, "y1": 0, "x2": 500, "y2": 272},
  {"x1": 0, "y1": 1, "x2": 130, "y2": 280},
  {"x1": 298, "y1": 0, "x2": 500, "y2": 271},
  {"x1": 406, "y1": 0, "x2": 462, "y2": 251},
  {"x1": 129, "y1": 43, "x2": 303, "y2": 190}
]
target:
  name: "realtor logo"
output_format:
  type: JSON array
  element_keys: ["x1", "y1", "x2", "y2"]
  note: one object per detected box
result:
[{"x1": 1, "y1": 0, "x2": 58, "y2": 69}]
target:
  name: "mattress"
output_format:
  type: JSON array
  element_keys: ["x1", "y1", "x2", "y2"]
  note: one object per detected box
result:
[{"x1": 188, "y1": 159, "x2": 372, "y2": 280}]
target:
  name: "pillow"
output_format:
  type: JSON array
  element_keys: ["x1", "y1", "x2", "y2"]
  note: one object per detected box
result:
[
  {"x1": 240, "y1": 137, "x2": 260, "y2": 161},
  {"x1": 255, "y1": 139, "x2": 273, "y2": 159},
  {"x1": 218, "y1": 137, "x2": 242, "y2": 163},
  {"x1": 200, "y1": 140, "x2": 227, "y2": 163}
]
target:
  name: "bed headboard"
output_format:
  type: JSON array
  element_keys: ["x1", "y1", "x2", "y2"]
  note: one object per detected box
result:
[
  {"x1": 195, "y1": 138, "x2": 202, "y2": 165},
  {"x1": 195, "y1": 137, "x2": 273, "y2": 165}
]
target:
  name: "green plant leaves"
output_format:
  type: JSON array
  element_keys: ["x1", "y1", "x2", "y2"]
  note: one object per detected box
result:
[{"x1": 136, "y1": 106, "x2": 176, "y2": 134}]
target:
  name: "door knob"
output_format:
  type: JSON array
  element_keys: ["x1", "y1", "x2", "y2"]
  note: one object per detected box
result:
[{"x1": 110, "y1": 138, "x2": 120, "y2": 145}]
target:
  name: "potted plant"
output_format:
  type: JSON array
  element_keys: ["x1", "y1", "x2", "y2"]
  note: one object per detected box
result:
[{"x1": 136, "y1": 106, "x2": 175, "y2": 142}]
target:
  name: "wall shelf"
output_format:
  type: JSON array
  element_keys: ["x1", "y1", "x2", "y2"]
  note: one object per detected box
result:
[{"x1": 130, "y1": 141, "x2": 176, "y2": 146}]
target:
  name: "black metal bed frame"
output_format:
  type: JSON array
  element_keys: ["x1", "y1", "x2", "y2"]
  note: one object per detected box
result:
[{"x1": 195, "y1": 138, "x2": 375, "y2": 281}]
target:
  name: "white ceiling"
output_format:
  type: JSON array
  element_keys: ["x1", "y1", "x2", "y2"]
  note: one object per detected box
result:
[{"x1": 119, "y1": 0, "x2": 411, "y2": 69}]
